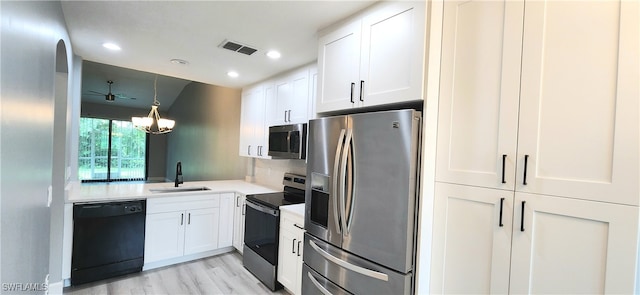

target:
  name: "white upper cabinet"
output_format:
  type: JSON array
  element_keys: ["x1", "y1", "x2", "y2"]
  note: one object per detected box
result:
[
  {"x1": 436, "y1": 0, "x2": 639, "y2": 205},
  {"x1": 317, "y1": 20, "x2": 362, "y2": 112},
  {"x1": 239, "y1": 85, "x2": 269, "y2": 158},
  {"x1": 515, "y1": 0, "x2": 639, "y2": 205},
  {"x1": 269, "y1": 66, "x2": 311, "y2": 126},
  {"x1": 435, "y1": 0, "x2": 523, "y2": 190},
  {"x1": 240, "y1": 63, "x2": 316, "y2": 158},
  {"x1": 316, "y1": 1, "x2": 427, "y2": 113}
]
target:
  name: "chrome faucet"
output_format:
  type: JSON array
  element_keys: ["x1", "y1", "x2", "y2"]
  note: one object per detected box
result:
[{"x1": 175, "y1": 161, "x2": 183, "y2": 187}]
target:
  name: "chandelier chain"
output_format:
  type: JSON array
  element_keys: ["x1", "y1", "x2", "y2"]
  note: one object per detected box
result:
[{"x1": 153, "y1": 75, "x2": 160, "y2": 106}]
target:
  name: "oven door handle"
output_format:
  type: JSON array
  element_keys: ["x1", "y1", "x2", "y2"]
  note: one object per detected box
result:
[{"x1": 245, "y1": 200, "x2": 279, "y2": 217}]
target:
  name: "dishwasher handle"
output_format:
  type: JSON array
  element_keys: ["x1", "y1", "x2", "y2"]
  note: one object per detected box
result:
[{"x1": 74, "y1": 200, "x2": 146, "y2": 219}]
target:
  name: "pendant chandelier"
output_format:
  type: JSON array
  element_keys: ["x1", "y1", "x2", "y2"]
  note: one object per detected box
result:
[{"x1": 132, "y1": 75, "x2": 175, "y2": 134}]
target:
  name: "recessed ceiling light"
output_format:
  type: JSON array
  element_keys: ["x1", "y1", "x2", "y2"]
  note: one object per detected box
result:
[
  {"x1": 266, "y1": 50, "x2": 281, "y2": 59},
  {"x1": 227, "y1": 71, "x2": 239, "y2": 78},
  {"x1": 170, "y1": 59, "x2": 189, "y2": 65},
  {"x1": 102, "y1": 42, "x2": 121, "y2": 51}
]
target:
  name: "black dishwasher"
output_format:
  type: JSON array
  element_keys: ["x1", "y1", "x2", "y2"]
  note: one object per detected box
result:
[{"x1": 71, "y1": 200, "x2": 146, "y2": 285}]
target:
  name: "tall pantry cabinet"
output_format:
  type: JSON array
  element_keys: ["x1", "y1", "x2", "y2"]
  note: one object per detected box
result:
[{"x1": 430, "y1": 0, "x2": 639, "y2": 294}]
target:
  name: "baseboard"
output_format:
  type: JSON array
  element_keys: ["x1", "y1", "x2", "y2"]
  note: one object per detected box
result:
[{"x1": 142, "y1": 246, "x2": 235, "y2": 271}]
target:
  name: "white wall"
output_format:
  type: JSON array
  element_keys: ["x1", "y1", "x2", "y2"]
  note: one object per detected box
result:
[
  {"x1": 252, "y1": 159, "x2": 306, "y2": 190},
  {"x1": 0, "y1": 0, "x2": 74, "y2": 289}
]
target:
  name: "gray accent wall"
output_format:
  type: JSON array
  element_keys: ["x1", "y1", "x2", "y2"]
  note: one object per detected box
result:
[
  {"x1": 1, "y1": 0, "x2": 74, "y2": 289},
  {"x1": 166, "y1": 82, "x2": 247, "y2": 181}
]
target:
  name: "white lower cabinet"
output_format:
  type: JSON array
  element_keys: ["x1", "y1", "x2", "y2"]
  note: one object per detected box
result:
[
  {"x1": 218, "y1": 193, "x2": 234, "y2": 248},
  {"x1": 183, "y1": 207, "x2": 220, "y2": 255},
  {"x1": 431, "y1": 182, "x2": 640, "y2": 294},
  {"x1": 277, "y1": 207, "x2": 304, "y2": 295},
  {"x1": 144, "y1": 211, "x2": 186, "y2": 263},
  {"x1": 144, "y1": 193, "x2": 234, "y2": 266},
  {"x1": 232, "y1": 193, "x2": 246, "y2": 253}
]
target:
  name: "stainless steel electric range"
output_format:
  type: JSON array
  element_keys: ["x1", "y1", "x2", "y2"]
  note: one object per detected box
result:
[{"x1": 243, "y1": 173, "x2": 306, "y2": 291}]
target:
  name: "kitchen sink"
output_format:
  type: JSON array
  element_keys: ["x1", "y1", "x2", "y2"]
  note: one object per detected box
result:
[{"x1": 149, "y1": 186, "x2": 212, "y2": 193}]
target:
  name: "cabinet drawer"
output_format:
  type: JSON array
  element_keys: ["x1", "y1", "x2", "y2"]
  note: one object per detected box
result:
[
  {"x1": 281, "y1": 211, "x2": 304, "y2": 230},
  {"x1": 147, "y1": 194, "x2": 220, "y2": 214}
]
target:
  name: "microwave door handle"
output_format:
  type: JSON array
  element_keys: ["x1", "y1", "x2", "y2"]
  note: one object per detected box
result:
[
  {"x1": 332, "y1": 129, "x2": 346, "y2": 234},
  {"x1": 287, "y1": 131, "x2": 292, "y2": 153},
  {"x1": 339, "y1": 129, "x2": 351, "y2": 234}
]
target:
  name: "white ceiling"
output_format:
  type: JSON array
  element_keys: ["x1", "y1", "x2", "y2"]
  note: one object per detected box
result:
[{"x1": 62, "y1": 0, "x2": 377, "y2": 110}]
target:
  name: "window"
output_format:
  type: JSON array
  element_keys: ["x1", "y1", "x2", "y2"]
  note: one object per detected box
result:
[{"x1": 79, "y1": 117, "x2": 147, "y2": 182}]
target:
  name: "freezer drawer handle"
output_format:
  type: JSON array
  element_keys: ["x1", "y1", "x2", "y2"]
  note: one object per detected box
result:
[
  {"x1": 309, "y1": 240, "x2": 389, "y2": 282},
  {"x1": 307, "y1": 272, "x2": 333, "y2": 295}
]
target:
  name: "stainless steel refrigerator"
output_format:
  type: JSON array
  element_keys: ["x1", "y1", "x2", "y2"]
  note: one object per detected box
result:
[{"x1": 303, "y1": 109, "x2": 422, "y2": 294}]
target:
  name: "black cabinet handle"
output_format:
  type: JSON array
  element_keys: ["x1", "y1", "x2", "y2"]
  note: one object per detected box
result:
[
  {"x1": 499, "y1": 198, "x2": 505, "y2": 227},
  {"x1": 188, "y1": 213, "x2": 191, "y2": 225},
  {"x1": 523, "y1": 155, "x2": 529, "y2": 185},
  {"x1": 350, "y1": 83, "x2": 355, "y2": 103},
  {"x1": 292, "y1": 238, "x2": 297, "y2": 253},
  {"x1": 248, "y1": 145, "x2": 251, "y2": 156},
  {"x1": 236, "y1": 196, "x2": 240, "y2": 207},
  {"x1": 181, "y1": 213, "x2": 184, "y2": 225},
  {"x1": 359, "y1": 80, "x2": 364, "y2": 102},
  {"x1": 520, "y1": 201, "x2": 526, "y2": 232},
  {"x1": 501, "y1": 155, "x2": 507, "y2": 184},
  {"x1": 297, "y1": 240, "x2": 302, "y2": 256},
  {"x1": 242, "y1": 204, "x2": 245, "y2": 215}
]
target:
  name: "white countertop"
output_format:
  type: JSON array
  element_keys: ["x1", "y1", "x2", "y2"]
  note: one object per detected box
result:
[{"x1": 66, "y1": 180, "x2": 279, "y2": 203}]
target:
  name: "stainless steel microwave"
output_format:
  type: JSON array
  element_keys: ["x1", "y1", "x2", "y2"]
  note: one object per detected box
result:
[{"x1": 268, "y1": 123, "x2": 307, "y2": 159}]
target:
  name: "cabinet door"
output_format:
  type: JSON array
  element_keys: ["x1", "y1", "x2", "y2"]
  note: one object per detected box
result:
[
  {"x1": 277, "y1": 226, "x2": 299, "y2": 294},
  {"x1": 359, "y1": 1, "x2": 426, "y2": 106},
  {"x1": 293, "y1": 227, "x2": 304, "y2": 295},
  {"x1": 184, "y1": 207, "x2": 220, "y2": 255},
  {"x1": 316, "y1": 20, "x2": 361, "y2": 113},
  {"x1": 287, "y1": 68, "x2": 310, "y2": 124},
  {"x1": 239, "y1": 90, "x2": 254, "y2": 157},
  {"x1": 435, "y1": 0, "x2": 523, "y2": 190},
  {"x1": 510, "y1": 192, "x2": 639, "y2": 294},
  {"x1": 251, "y1": 86, "x2": 269, "y2": 158},
  {"x1": 144, "y1": 212, "x2": 185, "y2": 263},
  {"x1": 233, "y1": 194, "x2": 246, "y2": 253},
  {"x1": 273, "y1": 78, "x2": 291, "y2": 126},
  {"x1": 430, "y1": 183, "x2": 513, "y2": 294},
  {"x1": 218, "y1": 193, "x2": 234, "y2": 248},
  {"x1": 516, "y1": 0, "x2": 639, "y2": 205}
]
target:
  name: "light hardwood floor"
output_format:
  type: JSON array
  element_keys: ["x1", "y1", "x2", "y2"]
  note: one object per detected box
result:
[{"x1": 64, "y1": 252, "x2": 289, "y2": 295}]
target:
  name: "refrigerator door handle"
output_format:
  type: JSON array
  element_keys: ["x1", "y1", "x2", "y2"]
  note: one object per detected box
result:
[
  {"x1": 333, "y1": 129, "x2": 346, "y2": 234},
  {"x1": 339, "y1": 129, "x2": 352, "y2": 235},
  {"x1": 309, "y1": 240, "x2": 389, "y2": 282},
  {"x1": 307, "y1": 272, "x2": 334, "y2": 295},
  {"x1": 345, "y1": 129, "x2": 355, "y2": 234}
]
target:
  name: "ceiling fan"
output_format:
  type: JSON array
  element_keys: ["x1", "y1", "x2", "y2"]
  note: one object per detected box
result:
[{"x1": 85, "y1": 80, "x2": 135, "y2": 101}]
